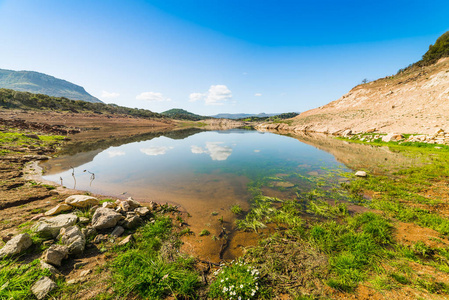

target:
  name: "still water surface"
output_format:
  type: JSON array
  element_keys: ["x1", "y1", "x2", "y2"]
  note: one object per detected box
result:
[{"x1": 41, "y1": 129, "x2": 352, "y2": 260}]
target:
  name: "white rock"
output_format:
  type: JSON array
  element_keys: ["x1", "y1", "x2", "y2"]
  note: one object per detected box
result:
[
  {"x1": 59, "y1": 226, "x2": 85, "y2": 256},
  {"x1": 91, "y1": 208, "x2": 123, "y2": 230},
  {"x1": 65, "y1": 195, "x2": 99, "y2": 208},
  {"x1": 0, "y1": 233, "x2": 33, "y2": 259},
  {"x1": 355, "y1": 171, "x2": 367, "y2": 177},
  {"x1": 44, "y1": 204, "x2": 72, "y2": 216},
  {"x1": 102, "y1": 201, "x2": 116, "y2": 209},
  {"x1": 382, "y1": 133, "x2": 404, "y2": 142},
  {"x1": 134, "y1": 206, "x2": 150, "y2": 217},
  {"x1": 32, "y1": 214, "x2": 78, "y2": 238},
  {"x1": 42, "y1": 244, "x2": 69, "y2": 266},
  {"x1": 31, "y1": 276, "x2": 57, "y2": 300},
  {"x1": 111, "y1": 226, "x2": 125, "y2": 237}
]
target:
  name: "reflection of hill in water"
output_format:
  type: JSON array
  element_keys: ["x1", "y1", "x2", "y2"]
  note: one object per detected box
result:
[
  {"x1": 285, "y1": 132, "x2": 423, "y2": 174},
  {"x1": 42, "y1": 128, "x2": 205, "y2": 174}
]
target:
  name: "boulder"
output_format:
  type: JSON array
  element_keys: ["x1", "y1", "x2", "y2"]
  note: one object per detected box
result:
[
  {"x1": 355, "y1": 171, "x2": 367, "y2": 177},
  {"x1": 134, "y1": 206, "x2": 150, "y2": 217},
  {"x1": 111, "y1": 226, "x2": 124, "y2": 238},
  {"x1": 32, "y1": 214, "x2": 78, "y2": 238},
  {"x1": 91, "y1": 208, "x2": 123, "y2": 230},
  {"x1": 78, "y1": 217, "x2": 90, "y2": 224},
  {"x1": 31, "y1": 276, "x2": 57, "y2": 300},
  {"x1": 59, "y1": 226, "x2": 85, "y2": 256},
  {"x1": 382, "y1": 133, "x2": 404, "y2": 142},
  {"x1": 44, "y1": 204, "x2": 72, "y2": 216},
  {"x1": 0, "y1": 233, "x2": 33, "y2": 259},
  {"x1": 42, "y1": 244, "x2": 69, "y2": 266},
  {"x1": 65, "y1": 195, "x2": 99, "y2": 208}
]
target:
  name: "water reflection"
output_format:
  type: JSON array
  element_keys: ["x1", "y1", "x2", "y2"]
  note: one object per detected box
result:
[
  {"x1": 140, "y1": 146, "x2": 174, "y2": 156},
  {"x1": 191, "y1": 142, "x2": 233, "y2": 161},
  {"x1": 107, "y1": 149, "x2": 126, "y2": 158}
]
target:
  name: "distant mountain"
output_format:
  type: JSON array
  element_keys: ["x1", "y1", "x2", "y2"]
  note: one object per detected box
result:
[
  {"x1": 161, "y1": 108, "x2": 207, "y2": 121},
  {"x1": 210, "y1": 113, "x2": 278, "y2": 119},
  {"x1": 0, "y1": 69, "x2": 102, "y2": 103}
]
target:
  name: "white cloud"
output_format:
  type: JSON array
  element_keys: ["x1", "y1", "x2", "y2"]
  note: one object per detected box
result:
[
  {"x1": 254, "y1": 93, "x2": 262, "y2": 97},
  {"x1": 140, "y1": 146, "x2": 173, "y2": 156},
  {"x1": 254, "y1": 150, "x2": 260, "y2": 153},
  {"x1": 101, "y1": 91, "x2": 120, "y2": 99},
  {"x1": 107, "y1": 150, "x2": 126, "y2": 157},
  {"x1": 190, "y1": 142, "x2": 232, "y2": 161},
  {"x1": 136, "y1": 92, "x2": 171, "y2": 102},
  {"x1": 189, "y1": 85, "x2": 232, "y2": 106}
]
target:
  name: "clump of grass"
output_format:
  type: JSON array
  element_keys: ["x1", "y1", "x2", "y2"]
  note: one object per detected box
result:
[
  {"x1": 199, "y1": 229, "x2": 210, "y2": 236},
  {"x1": 110, "y1": 216, "x2": 201, "y2": 298},
  {"x1": 0, "y1": 259, "x2": 53, "y2": 299},
  {"x1": 230, "y1": 204, "x2": 243, "y2": 215},
  {"x1": 211, "y1": 211, "x2": 219, "y2": 216},
  {"x1": 209, "y1": 260, "x2": 266, "y2": 299}
]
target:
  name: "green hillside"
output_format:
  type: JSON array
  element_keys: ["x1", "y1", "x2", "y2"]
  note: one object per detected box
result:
[
  {"x1": 161, "y1": 108, "x2": 207, "y2": 121},
  {"x1": 0, "y1": 88, "x2": 162, "y2": 119},
  {"x1": 0, "y1": 69, "x2": 102, "y2": 103},
  {"x1": 421, "y1": 31, "x2": 449, "y2": 65}
]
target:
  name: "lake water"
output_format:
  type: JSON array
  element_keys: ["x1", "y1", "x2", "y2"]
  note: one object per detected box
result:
[{"x1": 41, "y1": 129, "x2": 353, "y2": 260}]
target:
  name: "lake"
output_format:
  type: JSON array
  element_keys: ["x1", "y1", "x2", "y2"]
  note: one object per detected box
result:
[{"x1": 41, "y1": 128, "x2": 357, "y2": 260}]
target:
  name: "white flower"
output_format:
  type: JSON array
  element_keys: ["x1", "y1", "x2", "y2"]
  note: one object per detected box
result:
[
  {"x1": 240, "y1": 284, "x2": 243, "y2": 288},
  {"x1": 221, "y1": 279, "x2": 224, "y2": 282}
]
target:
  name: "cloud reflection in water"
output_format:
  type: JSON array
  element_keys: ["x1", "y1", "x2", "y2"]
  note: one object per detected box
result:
[{"x1": 191, "y1": 142, "x2": 232, "y2": 161}]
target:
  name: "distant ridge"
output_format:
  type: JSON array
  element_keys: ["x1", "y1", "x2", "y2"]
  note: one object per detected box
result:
[
  {"x1": 161, "y1": 108, "x2": 207, "y2": 121},
  {"x1": 210, "y1": 113, "x2": 278, "y2": 119},
  {"x1": 0, "y1": 69, "x2": 102, "y2": 103}
]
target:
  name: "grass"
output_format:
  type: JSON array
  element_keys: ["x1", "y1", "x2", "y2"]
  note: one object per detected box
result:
[
  {"x1": 0, "y1": 259, "x2": 54, "y2": 299},
  {"x1": 110, "y1": 216, "x2": 200, "y2": 299}
]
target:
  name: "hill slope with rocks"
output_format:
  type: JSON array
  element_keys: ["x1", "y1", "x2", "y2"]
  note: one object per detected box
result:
[
  {"x1": 260, "y1": 32, "x2": 449, "y2": 136},
  {"x1": 0, "y1": 69, "x2": 102, "y2": 103}
]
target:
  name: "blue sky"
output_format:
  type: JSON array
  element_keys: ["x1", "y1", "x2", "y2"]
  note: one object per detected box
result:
[{"x1": 0, "y1": 0, "x2": 448, "y2": 115}]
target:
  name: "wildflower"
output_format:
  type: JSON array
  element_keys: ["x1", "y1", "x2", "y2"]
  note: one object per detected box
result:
[
  {"x1": 221, "y1": 279, "x2": 224, "y2": 283},
  {"x1": 240, "y1": 284, "x2": 243, "y2": 288}
]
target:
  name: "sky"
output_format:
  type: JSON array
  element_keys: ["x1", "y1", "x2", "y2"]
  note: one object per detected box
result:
[{"x1": 0, "y1": 0, "x2": 448, "y2": 115}]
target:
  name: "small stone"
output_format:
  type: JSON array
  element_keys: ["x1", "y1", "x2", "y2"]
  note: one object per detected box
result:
[
  {"x1": 81, "y1": 226, "x2": 97, "y2": 239},
  {"x1": 102, "y1": 201, "x2": 116, "y2": 209},
  {"x1": 42, "y1": 244, "x2": 69, "y2": 266},
  {"x1": 0, "y1": 233, "x2": 33, "y2": 259},
  {"x1": 43, "y1": 240, "x2": 54, "y2": 247},
  {"x1": 65, "y1": 195, "x2": 99, "y2": 208},
  {"x1": 134, "y1": 206, "x2": 150, "y2": 217},
  {"x1": 118, "y1": 235, "x2": 134, "y2": 246},
  {"x1": 355, "y1": 171, "x2": 367, "y2": 177},
  {"x1": 74, "y1": 261, "x2": 87, "y2": 269},
  {"x1": 44, "y1": 204, "x2": 72, "y2": 216},
  {"x1": 40, "y1": 261, "x2": 61, "y2": 275},
  {"x1": 125, "y1": 197, "x2": 141, "y2": 209},
  {"x1": 382, "y1": 133, "x2": 404, "y2": 142},
  {"x1": 123, "y1": 215, "x2": 142, "y2": 229},
  {"x1": 78, "y1": 217, "x2": 90, "y2": 224},
  {"x1": 93, "y1": 234, "x2": 108, "y2": 244},
  {"x1": 80, "y1": 269, "x2": 92, "y2": 277},
  {"x1": 111, "y1": 226, "x2": 125, "y2": 238},
  {"x1": 30, "y1": 213, "x2": 45, "y2": 221},
  {"x1": 31, "y1": 276, "x2": 57, "y2": 300}
]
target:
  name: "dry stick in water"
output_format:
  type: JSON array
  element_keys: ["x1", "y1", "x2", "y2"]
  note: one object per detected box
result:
[
  {"x1": 70, "y1": 166, "x2": 76, "y2": 189},
  {"x1": 84, "y1": 170, "x2": 95, "y2": 186}
]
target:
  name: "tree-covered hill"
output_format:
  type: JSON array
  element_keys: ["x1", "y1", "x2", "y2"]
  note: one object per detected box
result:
[
  {"x1": 0, "y1": 88, "x2": 163, "y2": 119},
  {"x1": 161, "y1": 108, "x2": 207, "y2": 121},
  {"x1": 0, "y1": 69, "x2": 102, "y2": 103}
]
